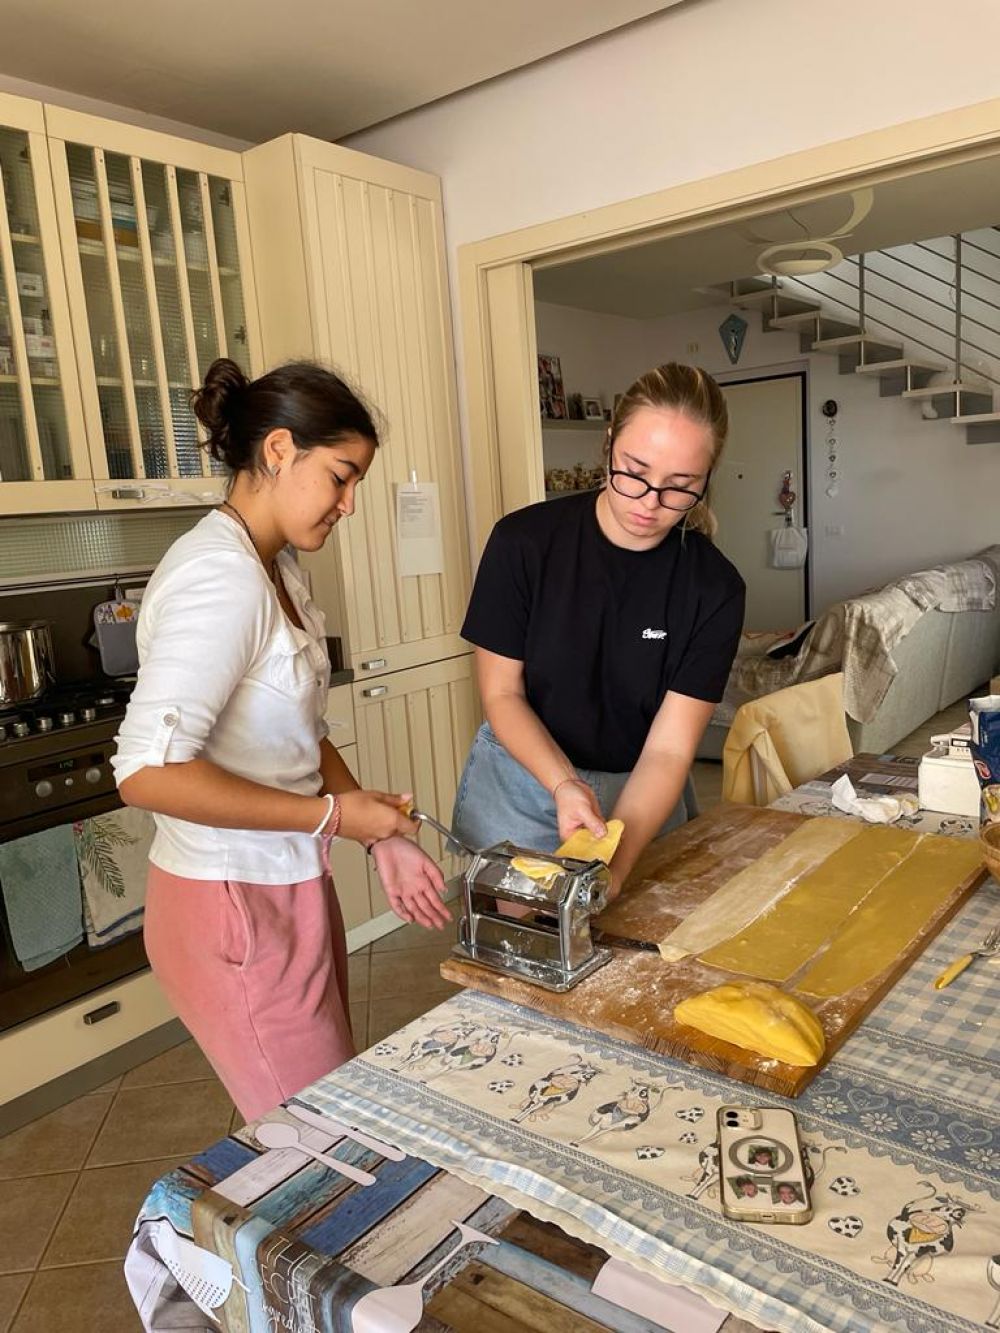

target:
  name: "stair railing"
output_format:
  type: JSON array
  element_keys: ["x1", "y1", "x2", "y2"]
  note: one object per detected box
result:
[{"x1": 785, "y1": 229, "x2": 1000, "y2": 388}]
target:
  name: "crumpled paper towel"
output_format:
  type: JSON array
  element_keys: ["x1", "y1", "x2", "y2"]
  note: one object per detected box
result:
[{"x1": 830, "y1": 774, "x2": 919, "y2": 824}]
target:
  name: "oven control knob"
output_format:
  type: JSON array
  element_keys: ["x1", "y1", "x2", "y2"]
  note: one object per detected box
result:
[
  {"x1": 84, "y1": 766, "x2": 102, "y2": 785},
  {"x1": 35, "y1": 780, "x2": 53, "y2": 798}
]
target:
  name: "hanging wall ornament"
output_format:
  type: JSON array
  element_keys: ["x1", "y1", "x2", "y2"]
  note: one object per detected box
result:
[
  {"x1": 719, "y1": 313, "x2": 748, "y2": 366},
  {"x1": 822, "y1": 399, "x2": 840, "y2": 498}
]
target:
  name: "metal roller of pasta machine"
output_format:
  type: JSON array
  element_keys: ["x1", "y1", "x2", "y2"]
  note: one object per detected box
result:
[{"x1": 410, "y1": 807, "x2": 614, "y2": 992}]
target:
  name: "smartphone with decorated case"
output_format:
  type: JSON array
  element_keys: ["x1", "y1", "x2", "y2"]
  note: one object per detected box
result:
[{"x1": 717, "y1": 1105, "x2": 813, "y2": 1225}]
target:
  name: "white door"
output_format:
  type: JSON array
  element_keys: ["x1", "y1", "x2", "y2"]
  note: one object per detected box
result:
[{"x1": 713, "y1": 374, "x2": 807, "y2": 632}]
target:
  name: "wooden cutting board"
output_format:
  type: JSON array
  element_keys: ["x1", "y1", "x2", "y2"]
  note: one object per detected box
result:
[{"x1": 440, "y1": 805, "x2": 987, "y2": 1097}]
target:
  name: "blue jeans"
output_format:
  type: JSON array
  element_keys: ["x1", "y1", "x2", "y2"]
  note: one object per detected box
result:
[{"x1": 451, "y1": 722, "x2": 697, "y2": 853}]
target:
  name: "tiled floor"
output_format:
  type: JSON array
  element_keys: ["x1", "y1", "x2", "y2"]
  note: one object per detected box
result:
[{"x1": 0, "y1": 701, "x2": 972, "y2": 1330}]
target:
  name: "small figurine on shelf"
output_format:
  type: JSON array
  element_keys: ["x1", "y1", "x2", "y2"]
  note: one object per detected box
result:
[
  {"x1": 544, "y1": 467, "x2": 575, "y2": 494},
  {"x1": 567, "y1": 393, "x2": 584, "y2": 420}
]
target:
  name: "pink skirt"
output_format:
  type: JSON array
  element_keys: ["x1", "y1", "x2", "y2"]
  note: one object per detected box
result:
[{"x1": 144, "y1": 865, "x2": 356, "y2": 1121}]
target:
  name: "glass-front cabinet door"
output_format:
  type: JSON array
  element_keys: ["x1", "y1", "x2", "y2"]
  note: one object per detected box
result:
[
  {"x1": 46, "y1": 107, "x2": 260, "y2": 509},
  {"x1": 0, "y1": 93, "x2": 91, "y2": 514}
]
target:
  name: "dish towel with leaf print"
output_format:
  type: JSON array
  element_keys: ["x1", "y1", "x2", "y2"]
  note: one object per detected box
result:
[{"x1": 74, "y1": 807, "x2": 154, "y2": 946}]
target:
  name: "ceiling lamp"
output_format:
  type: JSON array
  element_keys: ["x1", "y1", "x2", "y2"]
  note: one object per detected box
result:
[
  {"x1": 745, "y1": 188, "x2": 875, "y2": 279},
  {"x1": 757, "y1": 240, "x2": 844, "y2": 277}
]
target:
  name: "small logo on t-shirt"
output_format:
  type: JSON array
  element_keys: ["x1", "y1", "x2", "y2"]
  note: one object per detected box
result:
[{"x1": 642, "y1": 627, "x2": 668, "y2": 640}]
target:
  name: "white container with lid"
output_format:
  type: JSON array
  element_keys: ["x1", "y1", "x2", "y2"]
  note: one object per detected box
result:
[{"x1": 918, "y1": 746, "x2": 980, "y2": 817}]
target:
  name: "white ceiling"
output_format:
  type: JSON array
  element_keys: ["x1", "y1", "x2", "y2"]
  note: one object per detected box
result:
[
  {"x1": 0, "y1": 0, "x2": 681, "y2": 143},
  {"x1": 534, "y1": 157, "x2": 1000, "y2": 317}
]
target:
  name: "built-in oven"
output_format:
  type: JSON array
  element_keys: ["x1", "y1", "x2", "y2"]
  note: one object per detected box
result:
[{"x1": 0, "y1": 577, "x2": 150, "y2": 1034}]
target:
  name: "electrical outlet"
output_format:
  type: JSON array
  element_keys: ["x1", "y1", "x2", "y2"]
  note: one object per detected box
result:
[{"x1": 686, "y1": 341, "x2": 699, "y2": 354}]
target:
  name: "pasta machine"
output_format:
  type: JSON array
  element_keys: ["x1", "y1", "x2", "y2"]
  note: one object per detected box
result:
[{"x1": 452, "y1": 840, "x2": 614, "y2": 992}]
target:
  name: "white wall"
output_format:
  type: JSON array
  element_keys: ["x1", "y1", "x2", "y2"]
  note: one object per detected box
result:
[
  {"x1": 535, "y1": 301, "x2": 648, "y2": 473},
  {"x1": 537, "y1": 296, "x2": 1000, "y2": 612},
  {"x1": 344, "y1": 0, "x2": 1000, "y2": 256}
]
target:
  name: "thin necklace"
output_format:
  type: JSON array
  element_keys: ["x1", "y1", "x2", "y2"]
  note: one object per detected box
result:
[{"x1": 220, "y1": 499, "x2": 278, "y2": 584}]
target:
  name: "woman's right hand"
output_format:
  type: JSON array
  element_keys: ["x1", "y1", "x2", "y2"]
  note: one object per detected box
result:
[
  {"x1": 553, "y1": 778, "x2": 606, "y2": 843},
  {"x1": 337, "y1": 789, "x2": 418, "y2": 844}
]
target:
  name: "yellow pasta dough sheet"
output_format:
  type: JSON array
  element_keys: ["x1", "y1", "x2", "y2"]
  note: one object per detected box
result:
[
  {"x1": 658, "y1": 817, "x2": 863, "y2": 962},
  {"x1": 698, "y1": 824, "x2": 918, "y2": 982},
  {"x1": 796, "y1": 834, "x2": 984, "y2": 997}
]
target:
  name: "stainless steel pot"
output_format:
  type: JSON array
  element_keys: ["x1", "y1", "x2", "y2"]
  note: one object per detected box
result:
[{"x1": 0, "y1": 620, "x2": 55, "y2": 706}]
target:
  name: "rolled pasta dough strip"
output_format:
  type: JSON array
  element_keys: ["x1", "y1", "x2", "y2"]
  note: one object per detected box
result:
[
  {"x1": 797, "y1": 835, "x2": 983, "y2": 997},
  {"x1": 699, "y1": 825, "x2": 917, "y2": 982},
  {"x1": 658, "y1": 818, "x2": 862, "y2": 962}
]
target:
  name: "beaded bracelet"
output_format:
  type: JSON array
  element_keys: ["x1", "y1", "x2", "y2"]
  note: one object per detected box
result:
[{"x1": 325, "y1": 795, "x2": 342, "y2": 839}]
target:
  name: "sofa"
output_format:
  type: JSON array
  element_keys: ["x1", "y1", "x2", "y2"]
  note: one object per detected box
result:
[{"x1": 698, "y1": 547, "x2": 1000, "y2": 761}]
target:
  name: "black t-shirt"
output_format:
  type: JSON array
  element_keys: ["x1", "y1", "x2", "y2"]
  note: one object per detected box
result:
[{"x1": 462, "y1": 492, "x2": 745, "y2": 772}]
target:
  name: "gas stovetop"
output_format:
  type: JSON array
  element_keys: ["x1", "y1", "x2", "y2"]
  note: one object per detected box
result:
[{"x1": 0, "y1": 680, "x2": 134, "y2": 747}]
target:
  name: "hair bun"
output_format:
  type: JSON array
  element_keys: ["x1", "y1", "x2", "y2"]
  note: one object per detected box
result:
[{"x1": 192, "y1": 358, "x2": 250, "y2": 468}]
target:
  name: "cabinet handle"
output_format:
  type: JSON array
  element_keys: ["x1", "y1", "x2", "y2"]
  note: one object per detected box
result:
[
  {"x1": 362, "y1": 685, "x2": 389, "y2": 698},
  {"x1": 110, "y1": 487, "x2": 145, "y2": 501},
  {"x1": 360, "y1": 658, "x2": 387, "y2": 671},
  {"x1": 83, "y1": 1000, "x2": 121, "y2": 1026}
]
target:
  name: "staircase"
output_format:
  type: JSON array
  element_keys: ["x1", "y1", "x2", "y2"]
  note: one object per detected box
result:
[{"x1": 712, "y1": 231, "x2": 1000, "y2": 445}]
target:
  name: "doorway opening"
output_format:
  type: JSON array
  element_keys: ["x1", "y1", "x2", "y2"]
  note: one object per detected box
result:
[
  {"x1": 714, "y1": 369, "x2": 809, "y2": 631},
  {"x1": 460, "y1": 103, "x2": 1000, "y2": 628}
]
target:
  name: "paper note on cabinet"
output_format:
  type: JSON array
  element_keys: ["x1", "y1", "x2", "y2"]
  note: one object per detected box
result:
[{"x1": 396, "y1": 482, "x2": 443, "y2": 576}]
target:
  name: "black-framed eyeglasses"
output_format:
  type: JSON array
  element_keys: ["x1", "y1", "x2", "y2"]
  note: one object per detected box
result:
[{"x1": 607, "y1": 452, "x2": 710, "y2": 512}]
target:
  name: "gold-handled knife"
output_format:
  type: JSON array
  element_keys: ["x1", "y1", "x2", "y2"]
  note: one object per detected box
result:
[{"x1": 933, "y1": 925, "x2": 1000, "y2": 989}]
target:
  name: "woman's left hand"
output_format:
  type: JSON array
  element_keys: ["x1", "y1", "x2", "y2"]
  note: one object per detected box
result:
[
  {"x1": 606, "y1": 862, "x2": 625, "y2": 904},
  {"x1": 372, "y1": 836, "x2": 451, "y2": 930}
]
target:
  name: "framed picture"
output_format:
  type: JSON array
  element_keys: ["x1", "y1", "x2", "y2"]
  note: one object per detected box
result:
[
  {"x1": 538, "y1": 353, "x2": 567, "y2": 420},
  {"x1": 583, "y1": 396, "x2": 604, "y2": 421}
]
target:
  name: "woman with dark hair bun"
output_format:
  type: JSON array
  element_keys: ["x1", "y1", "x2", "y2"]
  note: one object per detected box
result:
[{"x1": 113, "y1": 358, "x2": 449, "y2": 1120}]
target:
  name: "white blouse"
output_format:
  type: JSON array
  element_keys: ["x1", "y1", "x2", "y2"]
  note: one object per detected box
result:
[{"x1": 112, "y1": 509, "x2": 332, "y2": 882}]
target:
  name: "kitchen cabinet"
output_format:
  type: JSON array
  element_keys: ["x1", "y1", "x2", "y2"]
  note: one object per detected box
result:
[
  {"x1": 243, "y1": 135, "x2": 470, "y2": 680},
  {"x1": 323, "y1": 698, "x2": 372, "y2": 931},
  {"x1": 324, "y1": 682, "x2": 356, "y2": 748},
  {"x1": 0, "y1": 93, "x2": 92, "y2": 514},
  {"x1": 46, "y1": 107, "x2": 262, "y2": 510},
  {"x1": 325, "y1": 741, "x2": 372, "y2": 932},
  {"x1": 352, "y1": 654, "x2": 479, "y2": 912}
]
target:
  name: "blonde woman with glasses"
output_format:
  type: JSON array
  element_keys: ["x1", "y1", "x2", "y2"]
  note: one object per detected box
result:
[{"x1": 452, "y1": 362, "x2": 745, "y2": 899}]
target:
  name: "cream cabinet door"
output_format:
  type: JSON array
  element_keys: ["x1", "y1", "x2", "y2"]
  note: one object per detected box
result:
[
  {"x1": 0, "y1": 93, "x2": 92, "y2": 514},
  {"x1": 46, "y1": 107, "x2": 262, "y2": 510},
  {"x1": 325, "y1": 742, "x2": 373, "y2": 931},
  {"x1": 245, "y1": 135, "x2": 470, "y2": 679},
  {"x1": 353, "y1": 654, "x2": 479, "y2": 911}
]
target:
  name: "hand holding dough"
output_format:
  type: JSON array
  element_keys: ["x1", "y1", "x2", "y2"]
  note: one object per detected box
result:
[
  {"x1": 674, "y1": 981, "x2": 826, "y2": 1066},
  {"x1": 512, "y1": 819, "x2": 624, "y2": 880}
]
